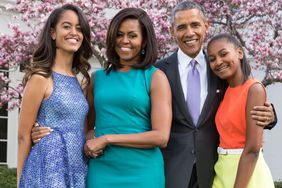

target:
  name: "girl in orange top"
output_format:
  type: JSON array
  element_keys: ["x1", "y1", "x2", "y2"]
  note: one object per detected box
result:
[{"x1": 207, "y1": 33, "x2": 274, "y2": 188}]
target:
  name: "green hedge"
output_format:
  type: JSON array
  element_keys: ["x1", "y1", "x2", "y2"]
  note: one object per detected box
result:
[
  {"x1": 0, "y1": 165, "x2": 16, "y2": 188},
  {"x1": 276, "y1": 181, "x2": 282, "y2": 188},
  {"x1": 0, "y1": 165, "x2": 281, "y2": 188}
]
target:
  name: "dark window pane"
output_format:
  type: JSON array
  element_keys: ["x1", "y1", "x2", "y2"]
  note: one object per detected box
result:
[
  {"x1": 0, "y1": 142, "x2": 7, "y2": 162},
  {"x1": 0, "y1": 103, "x2": 8, "y2": 116},
  {"x1": 0, "y1": 72, "x2": 8, "y2": 90},
  {"x1": 0, "y1": 119, "x2": 7, "y2": 139}
]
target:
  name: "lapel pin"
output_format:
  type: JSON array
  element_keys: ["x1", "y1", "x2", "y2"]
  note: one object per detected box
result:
[{"x1": 216, "y1": 89, "x2": 221, "y2": 93}]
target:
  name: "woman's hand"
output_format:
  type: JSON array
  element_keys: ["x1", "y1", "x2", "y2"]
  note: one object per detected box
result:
[{"x1": 84, "y1": 136, "x2": 108, "y2": 158}]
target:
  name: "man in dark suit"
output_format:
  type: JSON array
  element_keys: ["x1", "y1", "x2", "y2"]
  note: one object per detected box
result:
[{"x1": 155, "y1": 1, "x2": 277, "y2": 188}]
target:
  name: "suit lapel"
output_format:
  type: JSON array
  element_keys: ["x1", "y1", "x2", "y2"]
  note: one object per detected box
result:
[
  {"x1": 165, "y1": 51, "x2": 195, "y2": 127},
  {"x1": 197, "y1": 53, "x2": 218, "y2": 127}
]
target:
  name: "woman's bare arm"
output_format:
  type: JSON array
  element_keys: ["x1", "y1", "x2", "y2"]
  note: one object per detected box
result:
[
  {"x1": 234, "y1": 83, "x2": 266, "y2": 188},
  {"x1": 17, "y1": 75, "x2": 49, "y2": 184},
  {"x1": 84, "y1": 70, "x2": 172, "y2": 154}
]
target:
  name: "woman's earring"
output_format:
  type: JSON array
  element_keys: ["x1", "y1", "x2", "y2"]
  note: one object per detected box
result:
[{"x1": 141, "y1": 49, "x2": 145, "y2": 55}]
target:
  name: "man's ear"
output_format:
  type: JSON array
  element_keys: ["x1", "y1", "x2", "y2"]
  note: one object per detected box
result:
[
  {"x1": 170, "y1": 25, "x2": 175, "y2": 39},
  {"x1": 204, "y1": 20, "x2": 210, "y2": 35}
]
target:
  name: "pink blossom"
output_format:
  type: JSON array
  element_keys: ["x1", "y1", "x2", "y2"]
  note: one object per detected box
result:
[{"x1": 0, "y1": 0, "x2": 281, "y2": 109}]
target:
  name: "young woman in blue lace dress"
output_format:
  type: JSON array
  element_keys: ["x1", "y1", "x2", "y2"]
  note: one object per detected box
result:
[{"x1": 17, "y1": 4, "x2": 92, "y2": 188}]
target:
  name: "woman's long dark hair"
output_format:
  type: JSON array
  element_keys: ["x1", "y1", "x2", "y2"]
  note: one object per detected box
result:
[
  {"x1": 23, "y1": 4, "x2": 93, "y2": 86},
  {"x1": 105, "y1": 8, "x2": 158, "y2": 73}
]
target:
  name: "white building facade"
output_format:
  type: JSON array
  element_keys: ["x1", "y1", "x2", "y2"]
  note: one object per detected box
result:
[{"x1": 0, "y1": 0, "x2": 22, "y2": 168}]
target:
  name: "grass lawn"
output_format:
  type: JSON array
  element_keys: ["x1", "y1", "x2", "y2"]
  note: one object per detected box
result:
[
  {"x1": 0, "y1": 165, "x2": 16, "y2": 188},
  {"x1": 0, "y1": 165, "x2": 281, "y2": 187}
]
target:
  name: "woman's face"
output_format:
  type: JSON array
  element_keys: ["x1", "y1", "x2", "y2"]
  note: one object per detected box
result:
[
  {"x1": 51, "y1": 10, "x2": 83, "y2": 54},
  {"x1": 207, "y1": 39, "x2": 243, "y2": 81},
  {"x1": 115, "y1": 18, "x2": 143, "y2": 66}
]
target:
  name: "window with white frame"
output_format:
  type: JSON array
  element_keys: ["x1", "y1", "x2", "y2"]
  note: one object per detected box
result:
[{"x1": 0, "y1": 103, "x2": 8, "y2": 164}]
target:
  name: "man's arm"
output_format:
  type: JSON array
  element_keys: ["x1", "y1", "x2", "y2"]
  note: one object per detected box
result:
[
  {"x1": 251, "y1": 102, "x2": 277, "y2": 130},
  {"x1": 264, "y1": 103, "x2": 277, "y2": 130}
]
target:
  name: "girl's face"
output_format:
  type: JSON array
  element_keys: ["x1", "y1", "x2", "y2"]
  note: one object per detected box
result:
[
  {"x1": 207, "y1": 39, "x2": 244, "y2": 82},
  {"x1": 51, "y1": 10, "x2": 83, "y2": 54},
  {"x1": 115, "y1": 18, "x2": 143, "y2": 67}
]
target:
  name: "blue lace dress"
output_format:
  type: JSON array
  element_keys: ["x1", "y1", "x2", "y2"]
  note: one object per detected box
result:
[{"x1": 19, "y1": 72, "x2": 89, "y2": 188}]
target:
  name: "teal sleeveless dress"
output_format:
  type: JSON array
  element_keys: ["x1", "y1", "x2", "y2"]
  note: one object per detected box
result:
[{"x1": 87, "y1": 66, "x2": 165, "y2": 188}]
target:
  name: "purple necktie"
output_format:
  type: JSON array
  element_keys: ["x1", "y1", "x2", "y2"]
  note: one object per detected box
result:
[{"x1": 187, "y1": 59, "x2": 201, "y2": 125}]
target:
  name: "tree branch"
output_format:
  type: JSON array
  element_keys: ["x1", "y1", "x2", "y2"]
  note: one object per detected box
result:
[
  {"x1": 262, "y1": 76, "x2": 282, "y2": 87},
  {"x1": 92, "y1": 46, "x2": 107, "y2": 68},
  {"x1": 212, "y1": 21, "x2": 227, "y2": 26}
]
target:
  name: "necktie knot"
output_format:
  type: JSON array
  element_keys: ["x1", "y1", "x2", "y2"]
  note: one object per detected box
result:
[{"x1": 190, "y1": 59, "x2": 197, "y2": 70}]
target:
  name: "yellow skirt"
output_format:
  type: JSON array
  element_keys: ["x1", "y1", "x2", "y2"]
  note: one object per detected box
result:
[{"x1": 212, "y1": 151, "x2": 274, "y2": 188}]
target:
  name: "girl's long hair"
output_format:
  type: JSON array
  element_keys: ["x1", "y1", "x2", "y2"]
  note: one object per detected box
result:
[{"x1": 22, "y1": 4, "x2": 93, "y2": 86}]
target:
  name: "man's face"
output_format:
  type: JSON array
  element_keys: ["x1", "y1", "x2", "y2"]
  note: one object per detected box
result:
[{"x1": 171, "y1": 9, "x2": 209, "y2": 58}]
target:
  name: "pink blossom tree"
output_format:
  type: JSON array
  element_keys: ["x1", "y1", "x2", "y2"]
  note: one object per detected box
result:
[
  {"x1": 196, "y1": 0, "x2": 282, "y2": 86},
  {"x1": 0, "y1": 0, "x2": 281, "y2": 110}
]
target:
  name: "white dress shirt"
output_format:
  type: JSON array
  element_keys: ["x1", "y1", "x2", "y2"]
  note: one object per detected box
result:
[{"x1": 177, "y1": 48, "x2": 208, "y2": 113}]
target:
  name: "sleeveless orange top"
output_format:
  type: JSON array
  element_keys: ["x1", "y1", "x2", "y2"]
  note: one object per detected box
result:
[{"x1": 215, "y1": 78, "x2": 264, "y2": 149}]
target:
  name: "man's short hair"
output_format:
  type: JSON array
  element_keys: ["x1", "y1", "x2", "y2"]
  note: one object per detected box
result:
[{"x1": 171, "y1": 1, "x2": 207, "y2": 24}]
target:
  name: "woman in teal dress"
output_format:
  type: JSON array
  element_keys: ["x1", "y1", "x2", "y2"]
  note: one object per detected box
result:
[{"x1": 84, "y1": 8, "x2": 172, "y2": 188}]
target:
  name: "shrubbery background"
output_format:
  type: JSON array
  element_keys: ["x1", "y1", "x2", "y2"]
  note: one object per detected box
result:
[
  {"x1": 0, "y1": 165, "x2": 281, "y2": 188},
  {"x1": 0, "y1": 165, "x2": 16, "y2": 188}
]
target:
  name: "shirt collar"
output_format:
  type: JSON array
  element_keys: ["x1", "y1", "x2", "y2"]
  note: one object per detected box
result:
[{"x1": 177, "y1": 48, "x2": 206, "y2": 69}]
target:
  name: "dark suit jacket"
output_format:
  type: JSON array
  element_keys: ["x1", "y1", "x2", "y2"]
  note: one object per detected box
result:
[{"x1": 155, "y1": 50, "x2": 228, "y2": 188}]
